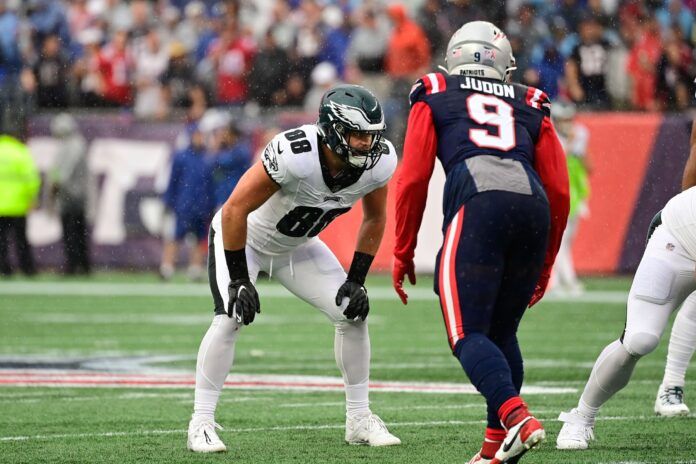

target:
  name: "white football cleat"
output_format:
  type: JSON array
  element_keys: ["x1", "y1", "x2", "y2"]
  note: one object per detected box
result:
[
  {"x1": 187, "y1": 417, "x2": 227, "y2": 453},
  {"x1": 655, "y1": 384, "x2": 690, "y2": 417},
  {"x1": 556, "y1": 409, "x2": 595, "y2": 450},
  {"x1": 345, "y1": 413, "x2": 401, "y2": 446},
  {"x1": 467, "y1": 451, "x2": 492, "y2": 463},
  {"x1": 491, "y1": 415, "x2": 545, "y2": 463}
]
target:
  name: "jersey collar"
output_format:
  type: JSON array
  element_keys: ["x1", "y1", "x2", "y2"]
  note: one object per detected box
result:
[{"x1": 318, "y1": 135, "x2": 363, "y2": 192}]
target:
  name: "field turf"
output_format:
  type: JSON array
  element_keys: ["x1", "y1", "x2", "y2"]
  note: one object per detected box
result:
[{"x1": 0, "y1": 273, "x2": 694, "y2": 463}]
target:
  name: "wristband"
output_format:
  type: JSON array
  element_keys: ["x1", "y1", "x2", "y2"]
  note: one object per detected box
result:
[
  {"x1": 347, "y1": 251, "x2": 374, "y2": 285},
  {"x1": 225, "y1": 249, "x2": 248, "y2": 281}
]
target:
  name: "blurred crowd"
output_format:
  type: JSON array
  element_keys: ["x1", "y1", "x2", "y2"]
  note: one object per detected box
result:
[{"x1": 1, "y1": 0, "x2": 695, "y2": 130}]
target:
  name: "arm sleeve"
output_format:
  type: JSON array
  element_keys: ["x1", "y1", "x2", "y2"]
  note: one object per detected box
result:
[
  {"x1": 534, "y1": 116, "x2": 571, "y2": 278},
  {"x1": 394, "y1": 102, "x2": 438, "y2": 262}
]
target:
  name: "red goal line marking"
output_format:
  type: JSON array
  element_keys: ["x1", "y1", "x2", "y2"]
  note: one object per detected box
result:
[{"x1": 0, "y1": 371, "x2": 575, "y2": 394}]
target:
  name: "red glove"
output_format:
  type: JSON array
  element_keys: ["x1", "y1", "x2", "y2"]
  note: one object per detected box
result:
[
  {"x1": 392, "y1": 258, "x2": 416, "y2": 305},
  {"x1": 528, "y1": 273, "x2": 550, "y2": 307}
]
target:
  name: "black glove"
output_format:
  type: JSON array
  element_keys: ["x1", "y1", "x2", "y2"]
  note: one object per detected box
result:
[
  {"x1": 335, "y1": 280, "x2": 369, "y2": 321},
  {"x1": 646, "y1": 210, "x2": 662, "y2": 246},
  {"x1": 227, "y1": 278, "x2": 260, "y2": 325}
]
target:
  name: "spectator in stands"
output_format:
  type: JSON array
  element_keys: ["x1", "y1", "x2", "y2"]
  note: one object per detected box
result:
[
  {"x1": 627, "y1": 15, "x2": 662, "y2": 111},
  {"x1": 656, "y1": 0, "x2": 694, "y2": 39},
  {"x1": 587, "y1": 0, "x2": 612, "y2": 28},
  {"x1": 160, "y1": 126, "x2": 214, "y2": 282},
  {"x1": 175, "y1": 1, "x2": 206, "y2": 54},
  {"x1": 345, "y1": 6, "x2": 390, "y2": 101},
  {"x1": 66, "y1": 0, "x2": 94, "y2": 44},
  {"x1": 248, "y1": 29, "x2": 290, "y2": 107},
  {"x1": 535, "y1": 20, "x2": 568, "y2": 100},
  {"x1": 557, "y1": 0, "x2": 585, "y2": 33},
  {"x1": 384, "y1": 3, "x2": 430, "y2": 146},
  {"x1": 417, "y1": 0, "x2": 448, "y2": 61},
  {"x1": 48, "y1": 113, "x2": 91, "y2": 275},
  {"x1": 128, "y1": 0, "x2": 151, "y2": 40},
  {"x1": 656, "y1": 30, "x2": 694, "y2": 111},
  {"x1": 99, "y1": 0, "x2": 131, "y2": 35},
  {"x1": 318, "y1": 5, "x2": 350, "y2": 78},
  {"x1": 73, "y1": 28, "x2": 106, "y2": 107},
  {"x1": 34, "y1": 34, "x2": 70, "y2": 108},
  {"x1": 304, "y1": 61, "x2": 339, "y2": 113},
  {"x1": 133, "y1": 28, "x2": 170, "y2": 119},
  {"x1": 27, "y1": 0, "x2": 71, "y2": 50},
  {"x1": 442, "y1": 0, "x2": 486, "y2": 38},
  {"x1": 566, "y1": 15, "x2": 611, "y2": 109},
  {"x1": 293, "y1": 1, "x2": 324, "y2": 81},
  {"x1": 0, "y1": 2, "x2": 31, "y2": 135},
  {"x1": 385, "y1": 4, "x2": 430, "y2": 87},
  {"x1": 267, "y1": 0, "x2": 296, "y2": 51},
  {"x1": 97, "y1": 29, "x2": 134, "y2": 106},
  {"x1": 160, "y1": 41, "x2": 197, "y2": 111},
  {"x1": 281, "y1": 73, "x2": 307, "y2": 107},
  {"x1": 506, "y1": 3, "x2": 549, "y2": 58},
  {"x1": 205, "y1": 20, "x2": 256, "y2": 105},
  {"x1": 0, "y1": 131, "x2": 40, "y2": 277},
  {"x1": 207, "y1": 120, "x2": 252, "y2": 210}
]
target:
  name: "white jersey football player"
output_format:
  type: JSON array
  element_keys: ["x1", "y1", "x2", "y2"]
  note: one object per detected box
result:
[
  {"x1": 650, "y1": 121, "x2": 696, "y2": 418},
  {"x1": 557, "y1": 185, "x2": 696, "y2": 450},
  {"x1": 186, "y1": 85, "x2": 401, "y2": 453}
]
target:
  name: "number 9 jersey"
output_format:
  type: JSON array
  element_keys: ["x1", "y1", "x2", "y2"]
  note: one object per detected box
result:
[
  {"x1": 247, "y1": 124, "x2": 397, "y2": 255},
  {"x1": 395, "y1": 72, "x2": 568, "y2": 280}
]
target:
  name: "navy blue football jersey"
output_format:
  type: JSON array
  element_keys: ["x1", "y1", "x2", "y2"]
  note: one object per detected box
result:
[{"x1": 409, "y1": 72, "x2": 551, "y2": 173}]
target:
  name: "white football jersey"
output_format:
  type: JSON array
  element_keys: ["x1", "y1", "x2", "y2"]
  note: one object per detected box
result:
[
  {"x1": 245, "y1": 124, "x2": 397, "y2": 255},
  {"x1": 662, "y1": 186, "x2": 696, "y2": 260}
]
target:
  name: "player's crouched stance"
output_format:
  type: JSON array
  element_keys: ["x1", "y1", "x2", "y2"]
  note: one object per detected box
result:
[
  {"x1": 557, "y1": 190, "x2": 696, "y2": 450},
  {"x1": 186, "y1": 85, "x2": 400, "y2": 453}
]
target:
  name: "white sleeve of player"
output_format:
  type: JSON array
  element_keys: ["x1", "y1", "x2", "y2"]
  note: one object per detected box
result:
[{"x1": 260, "y1": 136, "x2": 288, "y2": 185}]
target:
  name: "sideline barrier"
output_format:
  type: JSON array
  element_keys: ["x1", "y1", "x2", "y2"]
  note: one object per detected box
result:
[{"x1": 24, "y1": 112, "x2": 690, "y2": 274}]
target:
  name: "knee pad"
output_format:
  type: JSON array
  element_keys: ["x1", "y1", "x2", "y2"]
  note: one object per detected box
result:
[
  {"x1": 453, "y1": 332, "x2": 487, "y2": 358},
  {"x1": 622, "y1": 331, "x2": 660, "y2": 357},
  {"x1": 335, "y1": 318, "x2": 367, "y2": 335}
]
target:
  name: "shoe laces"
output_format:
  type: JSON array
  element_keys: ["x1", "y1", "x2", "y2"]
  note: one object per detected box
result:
[
  {"x1": 660, "y1": 386, "x2": 685, "y2": 405},
  {"x1": 364, "y1": 414, "x2": 388, "y2": 433},
  {"x1": 195, "y1": 419, "x2": 223, "y2": 436}
]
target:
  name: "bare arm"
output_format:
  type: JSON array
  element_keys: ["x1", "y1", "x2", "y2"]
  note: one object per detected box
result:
[
  {"x1": 355, "y1": 184, "x2": 388, "y2": 256},
  {"x1": 682, "y1": 119, "x2": 696, "y2": 190},
  {"x1": 221, "y1": 161, "x2": 280, "y2": 251}
]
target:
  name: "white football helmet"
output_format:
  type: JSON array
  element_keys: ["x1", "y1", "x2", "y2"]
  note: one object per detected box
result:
[{"x1": 445, "y1": 21, "x2": 516, "y2": 82}]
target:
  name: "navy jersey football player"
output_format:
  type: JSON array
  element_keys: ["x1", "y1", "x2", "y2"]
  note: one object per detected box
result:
[{"x1": 392, "y1": 21, "x2": 570, "y2": 464}]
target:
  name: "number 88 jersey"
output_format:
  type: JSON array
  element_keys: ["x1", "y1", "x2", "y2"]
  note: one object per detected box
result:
[{"x1": 247, "y1": 124, "x2": 397, "y2": 255}]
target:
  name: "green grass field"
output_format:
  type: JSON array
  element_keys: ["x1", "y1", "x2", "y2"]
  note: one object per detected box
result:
[{"x1": 1, "y1": 273, "x2": 694, "y2": 463}]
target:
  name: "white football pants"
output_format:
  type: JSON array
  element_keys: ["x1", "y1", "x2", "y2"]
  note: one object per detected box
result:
[
  {"x1": 576, "y1": 224, "x2": 696, "y2": 417},
  {"x1": 193, "y1": 228, "x2": 371, "y2": 422}
]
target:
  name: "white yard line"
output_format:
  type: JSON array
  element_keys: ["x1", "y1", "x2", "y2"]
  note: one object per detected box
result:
[
  {"x1": 0, "y1": 415, "x2": 672, "y2": 443},
  {"x1": 0, "y1": 281, "x2": 629, "y2": 303}
]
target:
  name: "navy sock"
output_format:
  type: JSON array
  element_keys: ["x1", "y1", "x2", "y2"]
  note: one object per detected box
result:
[
  {"x1": 485, "y1": 335, "x2": 524, "y2": 428},
  {"x1": 454, "y1": 333, "x2": 518, "y2": 418}
]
